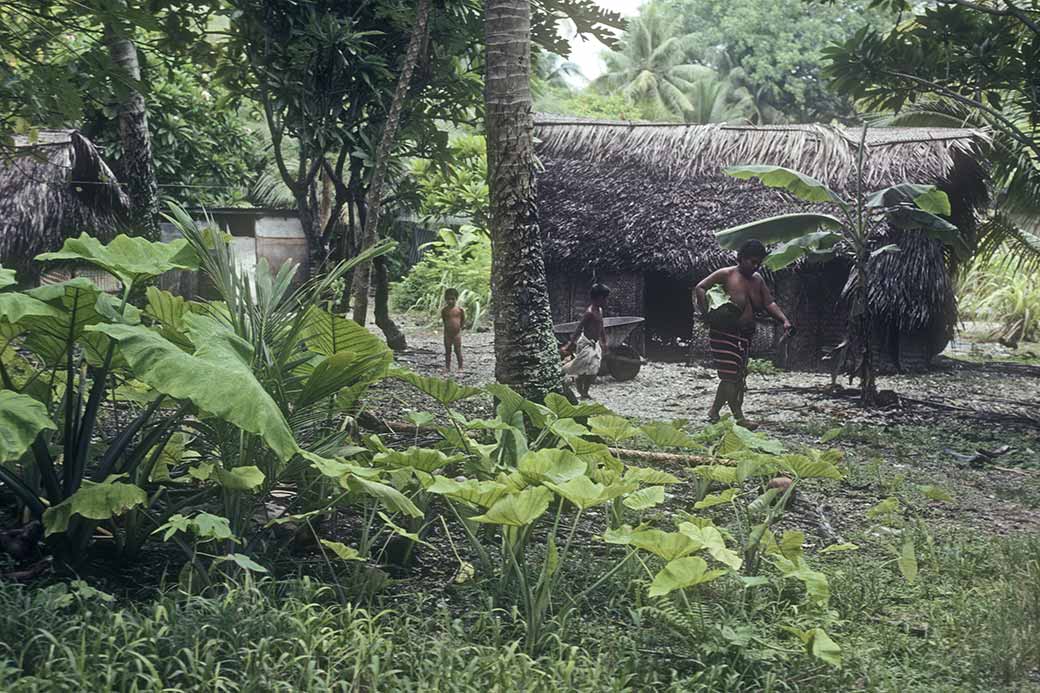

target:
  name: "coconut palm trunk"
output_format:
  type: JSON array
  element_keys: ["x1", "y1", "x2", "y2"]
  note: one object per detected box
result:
[
  {"x1": 350, "y1": 0, "x2": 430, "y2": 350},
  {"x1": 103, "y1": 4, "x2": 159, "y2": 241},
  {"x1": 484, "y1": 0, "x2": 564, "y2": 400}
]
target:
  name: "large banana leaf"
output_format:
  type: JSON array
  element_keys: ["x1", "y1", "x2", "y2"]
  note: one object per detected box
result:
[
  {"x1": 724, "y1": 165, "x2": 844, "y2": 205},
  {"x1": 88, "y1": 314, "x2": 299, "y2": 462},
  {"x1": 865, "y1": 183, "x2": 951, "y2": 215},
  {"x1": 0, "y1": 390, "x2": 56, "y2": 462},
  {"x1": 36, "y1": 233, "x2": 199, "y2": 287},
  {"x1": 762, "y1": 231, "x2": 843, "y2": 270},
  {"x1": 716, "y1": 213, "x2": 845, "y2": 251}
]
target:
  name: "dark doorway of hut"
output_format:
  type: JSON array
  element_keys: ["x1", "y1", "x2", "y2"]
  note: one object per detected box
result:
[{"x1": 644, "y1": 272, "x2": 695, "y2": 362}]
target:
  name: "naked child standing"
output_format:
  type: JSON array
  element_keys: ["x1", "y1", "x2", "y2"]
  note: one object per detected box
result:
[{"x1": 441, "y1": 288, "x2": 465, "y2": 373}]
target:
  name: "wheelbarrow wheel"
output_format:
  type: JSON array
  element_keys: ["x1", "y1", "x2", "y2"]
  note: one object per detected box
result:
[{"x1": 606, "y1": 344, "x2": 641, "y2": 381}]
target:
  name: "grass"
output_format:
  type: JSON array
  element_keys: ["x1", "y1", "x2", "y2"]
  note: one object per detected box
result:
[{"x1": 0, "y1": 532, "x2": 1038, "y2": 692}]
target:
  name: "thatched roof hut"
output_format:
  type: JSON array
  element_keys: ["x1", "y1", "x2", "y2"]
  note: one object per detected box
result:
[
  {"x1": 534, "y1": 116, "x2": 989, "y2": 370},
  {"x1": 0, "y1": 130, "x2": 128, "y2": 282}
]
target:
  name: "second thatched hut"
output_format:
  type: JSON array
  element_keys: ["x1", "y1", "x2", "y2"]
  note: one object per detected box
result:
[
  {"x1": 535, "y1": 116, "x2": 988, "y2": 371},
  {"x1": 0, "y1": 129, "x2": 127, "y2": 286}
]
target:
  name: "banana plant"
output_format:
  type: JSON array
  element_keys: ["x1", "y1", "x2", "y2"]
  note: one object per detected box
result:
[{"x1": 715, "y1": 125, "x2": 962, "y2": 403}]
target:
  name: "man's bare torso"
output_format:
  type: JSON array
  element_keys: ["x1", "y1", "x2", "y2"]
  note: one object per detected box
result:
[{"x1": 720, "y1": 267, "x2": 768, "y2": 324}]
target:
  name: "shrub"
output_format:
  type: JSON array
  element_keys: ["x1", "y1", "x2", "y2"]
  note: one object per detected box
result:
[
  {"x1": 958, "y1": 248, "x2": 1040, "y2": 344},
  {"x1": 390, "y1": 226, "x2": 491, "y2": 330}
]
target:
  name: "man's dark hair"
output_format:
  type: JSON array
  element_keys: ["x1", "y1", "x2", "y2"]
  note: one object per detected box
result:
[
  {"x1": 590, "y1": 283, "x2": 611, "y2": 299},
  {"x1": 737, "y1": 239, "x2": 768, "y2": 260}
]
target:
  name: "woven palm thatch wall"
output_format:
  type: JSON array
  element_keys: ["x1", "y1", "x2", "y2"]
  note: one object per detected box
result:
[
  {"x1": 534, "y1": 116, "x2": 989, "y2": 359},
  {"x1": 0, "y1": 130, "x2": 128, "y2": 282}
]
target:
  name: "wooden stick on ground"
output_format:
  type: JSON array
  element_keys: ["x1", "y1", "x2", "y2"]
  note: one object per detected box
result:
[{"x1": 360, "y1": 416, "x2": 730, "y2": 466}]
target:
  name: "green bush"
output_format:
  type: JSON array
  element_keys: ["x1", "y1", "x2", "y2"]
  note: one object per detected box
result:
[
  {"x1": 958, "y1": 249, "x2": 1040, "y2": 343},
  {"x1": 390, "y1": 226, "x2": 491, "y2": 330}
]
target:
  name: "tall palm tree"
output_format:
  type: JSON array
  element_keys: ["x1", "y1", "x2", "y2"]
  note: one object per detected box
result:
[
  {"x1": 594, "y1": 4, "x2": 711, "y2": 120},
  {"x1": 485, "y1": 0, "x2": 563, "y2": 400},
  {"x1": 103, "y1": 0, "x2": 160, "y2": 240},
  {"x1": 682, "y1": 76, "x2": 752, "y2": 125}
]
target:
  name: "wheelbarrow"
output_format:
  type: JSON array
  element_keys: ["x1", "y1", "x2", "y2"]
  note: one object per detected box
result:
[{"x1": 553, "y1": 316, "x2": 645, "y2": 381}]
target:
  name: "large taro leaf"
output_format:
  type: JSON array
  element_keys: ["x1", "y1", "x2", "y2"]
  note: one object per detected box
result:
[
  {"x1": 648, "y1": 556, "x2": 727, "y2": 597},
  {"x1": 603, "y1": 526, "x2": 703, "y2": 561},
  {"x1": 485, "y1": 383, "x2": 551, "y2": 428},
  {"x1": 518, "y1": 448, "x2": 588, "y2": 484},
  {"x1": 43, "y1": 476, "x2": 147, "y2": 536},
  {"x1": 639, "y1": 422, "x2": 702, "y2": 449},
  {"x1": 0, "y1": 266, "x2": 15, "y2": 290},
  {"x1": 622, "y1": 466, "x2": 681, "y2": 485},
  {"x1": 0, "y1": 390, "x2": 56, "y2": 462},
  {"x1": 374, "y1": 447, "x2": 465, "y2": 473},
  {"x1": 588, "y1": 414, "x2": 640, "y2": 443},
  {"x1": 763, "y1": 231, "x2": 842, "y2": 270},
  {"x1": 773, "y1": 555, "x2": 831, "y2": 607},
  {"x1": 568, "y1": 438, "x2": 623, "y2": 483},
  {"x1": 24, "y1": 279, "x2": 111, "y2": 364},
  {"x1": 35, "y1": 233, "x2": 199, "y2": 287},
  {"x1": 777, "y1": 449, "x2": 843, "y2": 479},
  {"x1": 678, "y1": 523, "x2": 743, "y2": 570},
  {"x1": 144, "y1": 287, "x2": 196, "y2": 349},
  {"x1": 214, "y1": 466, "x2": 266, "y2": 491},
  {"x1": 0, "y1": 293, "x2": 64, "y2": 330},
  {"x1": 543, "y1": 393, "x2": 611, "y2": 419},
  {"x1": 622, "y1": 485, "x2": 666, "y2": 511},
  {"x1": 89, "y1": 313, "x2": 298, "y2": 462},
  {"x1": 392, "y1": 368, "x2": 482, "y2": 405},
  {"x1": 543, "y1": 476, "x2": 632, "y2": 510},
  {"x1": 347, "y1": 476, "x2": 423, "y2": 518},
  {"x1": 471, "y1": 486, "x2": 553, "y2": 526},
  {"x1": 320, "y1": 540, "x2": 364, "y2": 562},
  {"x1": 724, "y1": 165, "x2": 844, "y2": 205},
  {"x1": 425, "y1": 475, "x2": 508, "y2": 509},
  {"x1": 716, "y1": 213, "x2": 845, "y2": 251},
  {"x1": 548, "y1": 417, "x2": 590, "y2": 443}
]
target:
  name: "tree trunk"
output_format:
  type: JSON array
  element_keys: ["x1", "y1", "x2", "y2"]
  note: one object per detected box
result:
[
  {"x1": 374, "y1": 256, "x2": 407, "y2": 350},
  {"x1": 853, "y1": 259, "x2": 877, "y2": 405},
  {"x1": 103, "y1": 6, "x2": 159, "y2": 241},
  {"x1": 484, "y1": 0, "x2": 563, "y2": 401},
  {"x1": 351, "y1": 0, "x2": 431, "y2": 328}
]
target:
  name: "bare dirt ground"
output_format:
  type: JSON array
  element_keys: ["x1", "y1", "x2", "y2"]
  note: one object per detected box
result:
[{"x1": 368, "y1": 315, "x2": 1040, "y2": 539}]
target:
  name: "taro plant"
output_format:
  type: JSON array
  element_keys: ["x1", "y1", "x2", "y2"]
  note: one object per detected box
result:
[
  {"x1": 0, "y1": 235, "x2": 202, "y2": 564},
  {"x1": 716, "y1": 125, "x2": 963, "y2": 403},
  {"x1": 0, "y1": 218, "x2": 418, "y2": 569},
  {"x1": 607, "y1": 418, "x2": 849, "y2": 668}
]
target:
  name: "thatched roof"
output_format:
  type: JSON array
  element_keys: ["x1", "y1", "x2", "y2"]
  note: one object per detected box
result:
[
  {"x1": 1, "y1": 130, "x2": 128, "y2": 281},
  {"x1": 534, "y1": 115, "x2": 989, "y2": 331}
]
